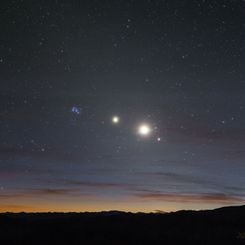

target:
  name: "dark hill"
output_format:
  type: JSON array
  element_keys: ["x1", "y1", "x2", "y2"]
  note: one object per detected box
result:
[{"x1": 0, "y1": 205, "x2": 245, "y2": 245}]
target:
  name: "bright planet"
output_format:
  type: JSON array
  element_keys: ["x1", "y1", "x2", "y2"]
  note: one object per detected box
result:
[
  {"x1": 112, "y1": 116, "x2": 120, "y2": 124},
  {"x1": 138, "y1": 124, "x2": 151, "y2": 136}
]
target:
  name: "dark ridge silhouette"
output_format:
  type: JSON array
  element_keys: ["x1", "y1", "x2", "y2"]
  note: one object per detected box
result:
[{"x1": 0, "y1": 205, "x2": 245, "y2": 244}]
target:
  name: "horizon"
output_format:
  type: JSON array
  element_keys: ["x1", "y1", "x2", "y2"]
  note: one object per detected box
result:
[
  {"x1": 1, "y1": 203, "x2": 244, "y2": 214},
  {"x1": 0, "y1": 196, "x2": 244, "y2": 213}
]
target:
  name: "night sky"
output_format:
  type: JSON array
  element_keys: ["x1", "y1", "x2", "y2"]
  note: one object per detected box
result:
[{"x1": 1, "y1": 0, "x2": 245, "y2": 212}]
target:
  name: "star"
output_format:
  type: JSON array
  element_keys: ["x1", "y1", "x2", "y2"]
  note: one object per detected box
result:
[
  {"x1": 138, "y1": 124, "x2": 151, "y2": 136},
  {"x1": 112, "y1": 116, "x2": 120, "y2": 124},
  {"x1": 157, "y1": 137, "x2": 161, "y2": 141}
]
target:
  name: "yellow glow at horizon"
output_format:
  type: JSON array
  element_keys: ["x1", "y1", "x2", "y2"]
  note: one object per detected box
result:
[{"x1": 0, "y1": 200, "x2": 228, "y2": 213}]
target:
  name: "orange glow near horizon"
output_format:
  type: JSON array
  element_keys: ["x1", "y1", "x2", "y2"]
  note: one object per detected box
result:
[{"x1": 1, "y1": 197, "x2": 244, "y2": 213}]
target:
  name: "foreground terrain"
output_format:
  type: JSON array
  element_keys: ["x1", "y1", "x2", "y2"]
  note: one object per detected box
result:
[{"x1": 0, "y1": 205, "x2": 245, "y2": 244}]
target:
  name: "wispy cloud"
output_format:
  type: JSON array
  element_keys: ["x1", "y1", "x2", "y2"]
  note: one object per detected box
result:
[
  {"x1": 134, "y1": 190, "x2": 245, "y2": 205},
  {"x1": 0, "y1": 188, "x2": 86, "y2": 199},
  {"x1": 67, "y1": 180, "x2": 133, "y2": 189}
]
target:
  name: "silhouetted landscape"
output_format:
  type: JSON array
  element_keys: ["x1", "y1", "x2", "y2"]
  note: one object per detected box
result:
[{"x1": 1, "y1": 205, "x2": 245, "y2": 244}]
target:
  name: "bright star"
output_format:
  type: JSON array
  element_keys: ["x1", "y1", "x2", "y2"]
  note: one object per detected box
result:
[
  {"x1": 157, "y1": 137, "x2": 161, "y2": 141},
  {"x1": 138, "y1": 124, "x2": 151, "y2": 136},
  {"x1": 112, "y1": 116, "x2": 120, "y2": 124}
]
